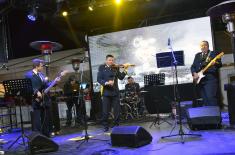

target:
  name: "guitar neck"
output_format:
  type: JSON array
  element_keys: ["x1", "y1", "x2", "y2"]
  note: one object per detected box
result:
[
  {"x1": 201, "y1": 52, "x2": 224, "y2": 74},
  {"x1": 42, "y1": 70, "x2": 67, "y2": 94},
  {"x1": 44, "y1": 80, "x2": 57, "y2": 94},
  {"x1": 44, "y1": 75, "x2": 62, "y2": 94},
  {"x1": 201, "y1": 61, "x2": 214, "y2": 73}
]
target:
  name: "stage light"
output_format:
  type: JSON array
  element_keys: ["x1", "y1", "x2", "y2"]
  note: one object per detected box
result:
[
  {"x1": 62, "y1": 11, "x2": 68, "y2": 17},
  {"x1": 88, "y1": 0, "x2": 95, "y2": 12},
  {"x1": 88, "y1": 6, "x2": 94, "y2": 11},
  {"x1": 115, "y1": 0, "x2": 122, "y2": 5},
  {"x1": 56, "y1": 0, "x2": 70, "y2": 17},
  {"x1": 27, "y1": 7, "x2": 37, "y2": 21}
]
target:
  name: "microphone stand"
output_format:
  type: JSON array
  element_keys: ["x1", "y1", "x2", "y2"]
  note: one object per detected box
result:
[
  {"x1": 161, "y1": 39, "x2": 201, "y2": 143},
  {"x1": 0, "y1": 64, "x2": 9, "y2": 70},
  {"x1": 76, "y1": 58, "x2": 108, "y2": 149}
]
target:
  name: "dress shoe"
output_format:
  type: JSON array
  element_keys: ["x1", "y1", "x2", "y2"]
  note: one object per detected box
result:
[{"x1": 103, "y1": 127, "x2": 109, "y2": 132}]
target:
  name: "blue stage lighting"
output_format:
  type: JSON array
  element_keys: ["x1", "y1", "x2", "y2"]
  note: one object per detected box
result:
[{"x1": 27, "y1": 8, "x2": 37, "y2": 21}]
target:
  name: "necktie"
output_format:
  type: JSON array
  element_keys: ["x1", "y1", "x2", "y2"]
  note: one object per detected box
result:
[{"x1": 37, "y1": 73, "x2": 43, "y2": 81}]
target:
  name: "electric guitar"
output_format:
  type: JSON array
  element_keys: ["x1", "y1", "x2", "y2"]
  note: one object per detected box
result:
[
  {"x1": 34, "y1": 70, "x2": 68, "y2": 105},
  {"x1": 194, "y1": 52, "x2": 224, "y2": 84}
]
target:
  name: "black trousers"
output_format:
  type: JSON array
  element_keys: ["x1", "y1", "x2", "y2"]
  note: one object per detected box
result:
[
  {"x1": 66, "y1": 97, "x2": 82, "y2": 124},
  {"x1": 32, "y1": 107, "x2": 52, "y2": 137},
  {"x1": 199, "y1": 80, "x2": 218, "y2": 106},
  {"x1": 102, "y1": 95, "x2": 120, "y2": 128}
]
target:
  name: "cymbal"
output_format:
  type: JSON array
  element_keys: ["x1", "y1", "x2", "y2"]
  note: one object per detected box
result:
[
  {"x1": 140, "y1": 90, "x2": 148, "y2": 93},
  {"x1": 207, "y1": 0, "x2": 235, "y2": 17},
  {"x1": 30, "y1": 41, "x2": 63, "y2": 51}
]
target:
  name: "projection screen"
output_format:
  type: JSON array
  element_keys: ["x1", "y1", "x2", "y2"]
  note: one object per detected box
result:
[{"x1": 89, "y1": 17, "x2": 213, "y2": 91}]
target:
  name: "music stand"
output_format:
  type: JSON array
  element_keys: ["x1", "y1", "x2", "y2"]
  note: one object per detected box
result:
[
  {"x1": 157, "y1": 50, "x2": 201, "y2": 143},
  {"x1": 144, "y1": 85, "x2": 172, "y2": 128},
  {"x1": 3, "y1": 79, "x2": 33, "y2": 149}
]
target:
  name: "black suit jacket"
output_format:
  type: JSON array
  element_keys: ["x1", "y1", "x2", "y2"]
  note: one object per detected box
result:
[
  {"x1": 25, "y1": 70, "x2": 50, "y2": 108},
  {"x1": 191, "y1": 50, "x2": 222, "y2": 82},
  {"x1": 97, "y1": 64, "x2": 126, "y2": 97}
]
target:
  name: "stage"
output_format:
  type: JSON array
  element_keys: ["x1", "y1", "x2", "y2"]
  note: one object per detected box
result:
[{"x1": 1, "y1": 113, "x2": 235, "y2": 155}]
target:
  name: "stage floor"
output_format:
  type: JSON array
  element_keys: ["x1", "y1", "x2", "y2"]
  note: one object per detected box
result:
[{"x1": 2, "y1": 113, "x2": 235, "y2": 155}]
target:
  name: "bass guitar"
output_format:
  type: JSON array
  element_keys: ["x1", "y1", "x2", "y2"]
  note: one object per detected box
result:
[{"x1": 194, "y1": 52, "x2": 224, "y2": 84}]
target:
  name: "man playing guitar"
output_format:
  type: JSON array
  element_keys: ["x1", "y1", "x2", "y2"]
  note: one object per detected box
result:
[
  {"x1": 191, "y1": 41, "x2": 222, "y2": 106},
  {"x1": 25, "y1": 59, "x2": 61, "y2": 137}
]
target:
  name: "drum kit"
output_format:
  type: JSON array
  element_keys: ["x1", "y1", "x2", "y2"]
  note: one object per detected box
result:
[{"x1": 120, "y1": 90, "x2": 147, "y2": 120}]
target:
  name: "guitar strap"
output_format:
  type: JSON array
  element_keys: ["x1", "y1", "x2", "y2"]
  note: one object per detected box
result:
[{"x1": 201, "y1": 50, "x2": 212, "y2": 68}]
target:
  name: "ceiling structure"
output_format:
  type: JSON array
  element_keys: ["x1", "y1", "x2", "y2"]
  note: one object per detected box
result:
[{"x1": 0, "y1": 0, "x2": 229, "y2": 60}]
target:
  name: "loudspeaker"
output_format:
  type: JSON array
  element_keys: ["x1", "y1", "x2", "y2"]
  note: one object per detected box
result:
[
  {"x1": 225, "y1": 83, "x2": 235, "y2": 125},
  {"x1": 0, "y1": 16, "x2": 9, "y2": 63},
  {"x1": 28, "y1": 132, "x2": 59, "y2": 154},
  {"x1": 186, "y1": 106, "x2": 221, "y2": 130},
  {"x1": 111, "y1": 126, "x2": 152, "y2": 148}
]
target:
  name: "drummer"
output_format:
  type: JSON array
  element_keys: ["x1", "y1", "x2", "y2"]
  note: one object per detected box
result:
[{"x1": 125, "y1": 76, "x2": 140, "y2": 98}]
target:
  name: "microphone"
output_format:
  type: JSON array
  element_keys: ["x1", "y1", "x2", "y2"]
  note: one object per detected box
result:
[{"x1": 168, "y1": 38, "x2": 171, "y2": 46}]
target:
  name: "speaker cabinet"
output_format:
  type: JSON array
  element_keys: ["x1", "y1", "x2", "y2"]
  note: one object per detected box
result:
[
  {"x1": 28, "y1": 132, "x2": 59, "y2": 154},
  {"x1": 186, "y1": 106, "x2": 221, "y2": 130},
  {"x1": 225, "y1": 83, "x2": 235, "y2": 125},
  {"x1": 111, "y1": 126, "x2": 152, "y2": 148}
]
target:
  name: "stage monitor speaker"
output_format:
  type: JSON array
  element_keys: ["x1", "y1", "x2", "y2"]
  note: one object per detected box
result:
[
  {"x1": 111, "y1": 126, "x2": 152, "y2": 148},
  {"x1": 28, "y1": 132, "x2": 59, "y2": 154},
  {"x1": 186, "y1": 106, "x2": 221, "y2": 130}
]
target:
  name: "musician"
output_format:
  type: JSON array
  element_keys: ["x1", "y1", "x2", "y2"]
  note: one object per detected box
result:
[
  {"x1": 125, "y1": 76, "x2": 144, "y2": 115},
  {"x1": 125, "y1": 76, "x2": 140, "y2": 97},
  {"x1": 25, "y1": 59, "x2": 60, "y2": 137},
  {"x1": 63, "y1": 75, "x2": 81, "y2": 126},
  {"x1": 191, "y1": 41, "x2": 222, "y2": 106},
  {"x1": 97, "y1": 54, "x2": 127, "y2": 132}
]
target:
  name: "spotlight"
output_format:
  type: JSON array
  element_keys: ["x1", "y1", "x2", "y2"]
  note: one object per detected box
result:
[
  {"x1": 27, "y1": 7, "x2": 37, "y2": 21},
  {"x1": 115, "y1": 0, "x2": 122, "y2": 5},
  {"x1": 62, "y1": 11, "x2": 68, "y2": 17},
  {"x1": 88, "y1": 0, "x2": 95, "y2": 12},
  {"x1": 88, "y1": 5, "x2": 93, "y2": 11},
  {"x1": 56, "y1": 0, "x2": 70, "y2": 17}
]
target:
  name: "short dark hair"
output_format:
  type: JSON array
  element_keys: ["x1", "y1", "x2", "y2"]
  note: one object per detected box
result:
[
  {"x1": 127, "y1": 76, "x2": 133, "y2": 80},
  {"x1": 68, "y1": 75, "x2": 76, "y2": 82},
  {"x1": 202, "y1": 40, "x2": 209, "y2": 46},
  {"x1": 32, "y1": 59, "x2": 44, "y2": 68},
  {"x1": 106, "y1": 54, "x2": 114, "y2": 59}
]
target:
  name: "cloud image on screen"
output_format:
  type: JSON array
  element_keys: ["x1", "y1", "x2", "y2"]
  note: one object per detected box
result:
[{"x1": 89, "y1": 17, "x2": 213, "y2": 91}]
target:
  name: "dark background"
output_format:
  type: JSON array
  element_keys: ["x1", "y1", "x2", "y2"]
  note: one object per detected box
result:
[{"x1": 0, "y1": 0, "x2": 230, "y2": 61}]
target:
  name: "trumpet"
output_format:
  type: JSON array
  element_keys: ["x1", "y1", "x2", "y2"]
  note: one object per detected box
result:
[{"x1": 111, "y1": 63, "x2": 135, "y2": 68}]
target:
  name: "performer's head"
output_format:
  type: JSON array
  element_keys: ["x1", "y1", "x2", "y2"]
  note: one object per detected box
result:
[
  {"x1": 127, "y1": 76, "x2": 134, "y2": 84},
  {"x1": 105, "y1": 54, "x2": 114, "y2": 66},
  {"x1": 32, "y1": 59, "x2": 44, "y2": 72},
  {"x1": 68, "y1": 75, "x2": 76, "y2": 85},
  {"x1": 200, "y1": 40, "x2": 209, "y2": 53}
]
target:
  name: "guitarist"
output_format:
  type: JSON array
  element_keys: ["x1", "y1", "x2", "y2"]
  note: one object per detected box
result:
[
  {"x1": 191, "y1": 41, "x2": 222, "y2": 106},
  {"x1": 25, "y1": 59, "x2": 60, "y2": 137}
]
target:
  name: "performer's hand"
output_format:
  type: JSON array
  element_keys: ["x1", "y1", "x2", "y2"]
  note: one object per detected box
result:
[
  {"x1": 55, "y1": 77, "x2": 61, "y2": 83},
  {"x1": 192, "y1": 73, "x2": 199, "y2": 80},
  {"x1": 108, "y1": 80, "x2": 114, "y2": 86},
  {"x1": 211, "y1": 61, "x2": 216, "y2": 66},
  {"x1": 37, "y1": 91, "x2": 42, "y2": 98}
]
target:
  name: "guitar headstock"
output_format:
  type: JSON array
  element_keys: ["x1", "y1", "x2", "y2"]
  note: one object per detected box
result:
[{"x1": 216, "y1": 52, "x2": 224, "y2": 58}]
